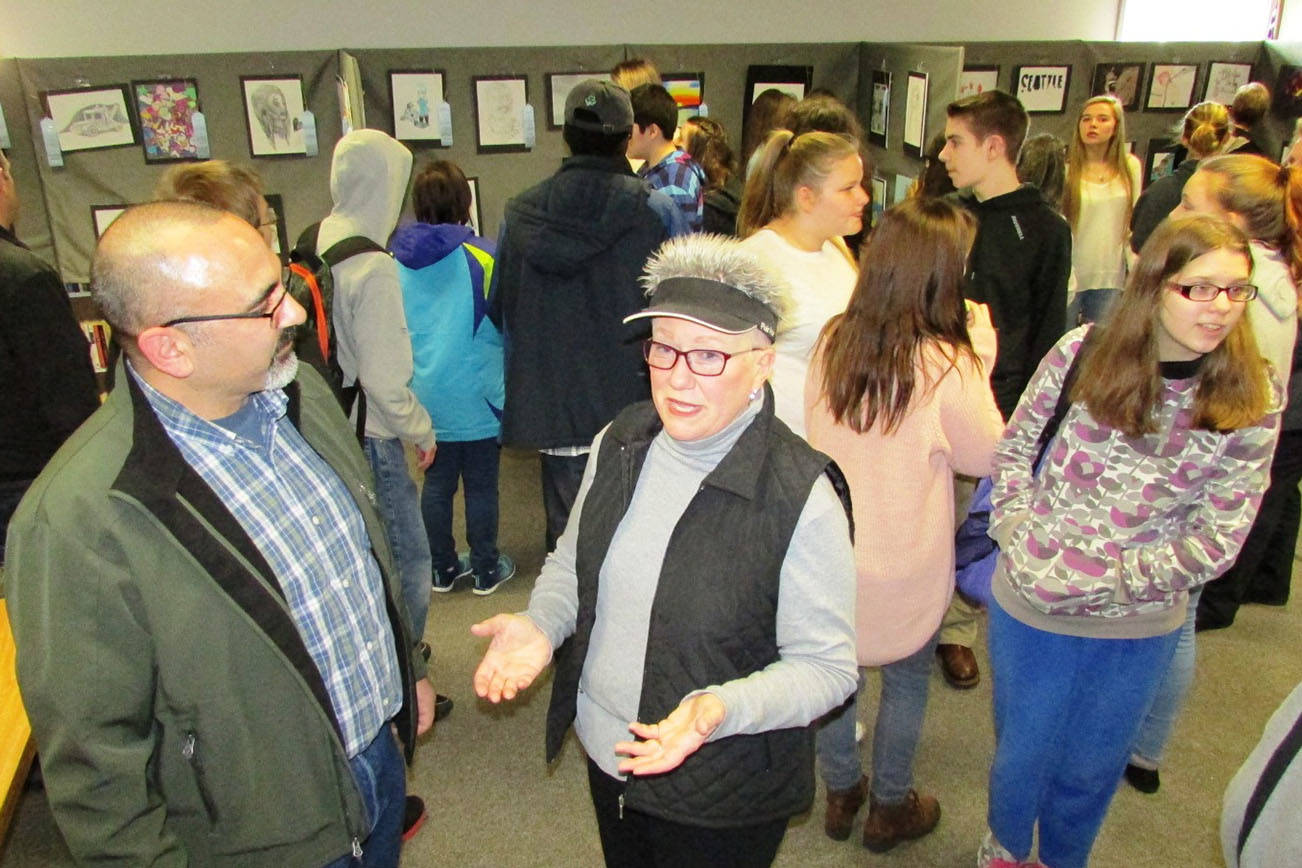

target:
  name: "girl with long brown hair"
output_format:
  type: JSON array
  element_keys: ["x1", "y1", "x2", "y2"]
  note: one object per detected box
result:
[
  {"x1": 738, "y1": 129, "x2": 867, "y2": 435},
  {"x1": 676, "y1": 116, "x2": 742, "y2": 236},
  {"x1": 805, "y1": 197, "x2": 1003, "y2": 853},
  {"x1": 980, "y1": 215, "x2": 1280, "y2": 868},
  {"x1": 1064, "y1": 95, "x2": 1143, "y2": 324}
]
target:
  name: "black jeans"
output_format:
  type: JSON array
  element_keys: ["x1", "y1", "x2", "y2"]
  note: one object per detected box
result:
[
  {"x1": 539, "y1": 452, "x2": 588, "y2": 553},
  {"x1": 1199, "y1": 427, "x2": 1302, "y2": 628},
  {"x1": 586, "y1": 759, "x2": 788, "y2": 868}
]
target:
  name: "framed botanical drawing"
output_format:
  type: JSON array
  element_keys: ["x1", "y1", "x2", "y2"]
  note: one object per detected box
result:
[
  {"x1": 390, "y1": 69, "x2": 445, "y2": 143},
  {"x1": 132, "y1": 79, "x2": 201, "y2": 163},
  {"x1": 42, "y1": 84, "x2": 137, "y2": 153},
  {"x1": 473, "y1": 75, "x2": 530, "y2": 153},
  {"x1": 240, "y1": 74, "x2": 307, "y2": 156}
]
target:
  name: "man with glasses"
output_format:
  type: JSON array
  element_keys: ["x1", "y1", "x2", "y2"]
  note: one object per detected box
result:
[{"x1": 5, "y1": 201, "x2": 434, "y2": 866}]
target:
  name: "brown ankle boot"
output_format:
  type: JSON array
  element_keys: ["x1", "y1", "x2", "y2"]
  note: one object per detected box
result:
[
  {"x1": 861, "y1": 789, "x2": 940, "y2": 852},
  {"x1": 823, "y1": 775, "x2": 868, "y2": 841}
]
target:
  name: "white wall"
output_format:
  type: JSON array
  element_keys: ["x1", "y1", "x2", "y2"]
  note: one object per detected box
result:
[{"x1": 0, "y1": 0, "x2": 1121, "y2": 58}]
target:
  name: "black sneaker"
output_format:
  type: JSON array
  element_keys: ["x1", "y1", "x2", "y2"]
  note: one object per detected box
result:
[
  {"x1": 472, "y1": 554, "x2": 517, "y2": 596},
  {"x1": 401, "y1": 795, "x2": 427, "y2": 842},
  {"x1": 432, "y1": 555, "x2": 472, "y2": 593},
  {"x1": 1124, "y1": 763, "x2": 1160, "y2": 794}
]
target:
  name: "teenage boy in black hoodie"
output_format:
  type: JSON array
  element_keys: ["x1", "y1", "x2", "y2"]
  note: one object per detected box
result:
[{"x1": 934, "y1": 90, "x2": 1072, "y2": 689}]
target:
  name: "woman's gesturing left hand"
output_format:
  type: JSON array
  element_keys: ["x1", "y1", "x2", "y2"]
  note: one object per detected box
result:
[{"x1": 615, "y1": 692, "x2": 727, "y2": 776}]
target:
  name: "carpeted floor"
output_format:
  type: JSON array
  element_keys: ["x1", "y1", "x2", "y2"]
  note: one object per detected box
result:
[{"x1": 3, "y1": 447, "x2": 1299, "y2": 867}]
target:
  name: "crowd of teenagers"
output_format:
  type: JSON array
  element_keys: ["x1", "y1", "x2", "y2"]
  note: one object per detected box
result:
[{"x1": 3, "y1": 53, "x2": 1299, "y2": 868}]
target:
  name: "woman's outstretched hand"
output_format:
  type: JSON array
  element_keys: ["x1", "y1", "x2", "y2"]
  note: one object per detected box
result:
[
  {"x1": 615, "y1": 693, "x2": 727, "y2": 776},
  {"x1": 470, "y1": 614, "x2": 553, "y2": 702}
]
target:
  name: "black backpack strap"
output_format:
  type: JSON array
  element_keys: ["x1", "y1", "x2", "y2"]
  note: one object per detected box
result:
[
  {"x1": 1237, "y1": 704, "x2": 1302, "y2": 859},
  {"x1": 1035, "y1": 329, "x2": 1091, "y2": 466},
  {"x1": 320, "y1": 236, "x2": 386, "y2": 266}
]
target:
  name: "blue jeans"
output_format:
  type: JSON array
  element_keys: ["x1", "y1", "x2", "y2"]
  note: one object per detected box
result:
[
  {"x1": 816, "y1": 630, "x2": 940, "y2": 803},
  {"x1": 322, "y1": 725, "x2": 406, "y2": 868},
  {"x1": 421, "y1": 438, "x2": 501, "y2": 578},
  {"x1": 987, "y1": 598, "x2": 1180, "y2": 868},
  {"x1": 1130, "y1": 587, "x2": 1201, "y2": 766},
  {"x1": 364, "y1": 437, "x2": 432, "y2": 642}
]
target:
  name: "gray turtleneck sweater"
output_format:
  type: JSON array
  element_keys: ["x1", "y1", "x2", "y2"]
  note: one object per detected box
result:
[{"x1": 525, "y1": 399, "x2": 858, "y2": 780}]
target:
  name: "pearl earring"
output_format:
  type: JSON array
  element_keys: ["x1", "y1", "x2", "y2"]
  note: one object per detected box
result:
[{"x1": 748, "y1": 387, "x2": 761, "y2": 402}]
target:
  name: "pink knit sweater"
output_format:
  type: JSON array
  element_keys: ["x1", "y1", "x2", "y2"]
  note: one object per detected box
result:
[{"x1": 804, "y1": 308, "x2": 1004, "y2": 666}]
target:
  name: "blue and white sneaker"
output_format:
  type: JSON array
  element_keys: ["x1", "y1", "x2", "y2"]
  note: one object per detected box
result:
[
  {"x1": 472, "y1": 554, "x2": 517, "y2": 596},
  {"x1": 432, "y1": 555, "x2": 472, "y2": 593}
]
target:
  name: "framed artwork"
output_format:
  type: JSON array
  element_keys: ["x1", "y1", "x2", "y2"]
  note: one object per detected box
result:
[
  {"x1": 662, "y1": 72, "x2": 705, "y2": 129},
  {"x1": 90, "y1": 204, "x2": 128, "y2": 239},
  {"x1": 1091, "y1": 63, "x2": 1145, "y2": 111},
  {"x1": 389, "y1": 69, "x2": 445, "y2": 143},
  {"x1": 466, "y1": 177, "x2": 483, "y2": 237},
  {"x1": 544, "y1": 72, "x2": 612, "y2": 129},
  {"x1": 42, "y1": 84, "x2": 137, "y2": 153},
  {"x1": 473, "y1": 75, "x2": 529, "y2": 153},
  {"x1": 903, "y1": 71, "x2": 928, "y2": 159},
  {"x1": 1146, "y1": 64, "x2": 1198, "y2": 111},
  {"x1": 957, "y1": 66, "x2": 999, "y2": 100},
  {"x1": 1205, "y1": 62, "x2": 1252, "y2": 106},
  {"x1": 263, "y1": 193, "x2": 291, "y2": 263},
  {"x1": 743, "y1": 64, "x2": 812, "y2": 131},
  {"x1": 868, "y1": 69, "x2": 891, "y2": 148},
  {"x1": 1144, "y1": 138, "x2": 1181, "y2": 188},
  {"x1": 1012, "y1": 65, "x2": 1071, "y2": 113},
  {"x1": 131, "y1": 79, "x2": 201, "y2": 163},
  {"x1": 870, "y1": 176, "x2": 887, "y2": 227},
  {"x1": 81, "y1": 320, "x2": 111, "y2": 373},
  {"x1": 893, "y1": 174, "x2": 914, "y2": 204},
  {"x1": 240, "y1": 75, "x2": 307, "y2": 156},
  {"x1": 1275, "y1": 65, "x2": 1302, "y2": 117}
]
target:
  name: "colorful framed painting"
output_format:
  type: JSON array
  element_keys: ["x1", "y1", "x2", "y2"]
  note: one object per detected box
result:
[
  {"x1": 1146, "y1": 64, "x2": 1198, "y2": 111},
  {"x1": 544, "y1": 71, "x2": 612, "y2": 129},
  {"x1": 1091, "y1": 63, "x2": 1145, "y2": 111},
  {"x1": 1275, "y1": 65, "x2": 1302, "y2": 116},
  {"x1": 240, "y1": 74, "x2": 307, "y2": 157},
  {"x1": 868, "y1": 69, "x2": 891, "y2": 148},
  {"x1": 42, "y1": 84, "x2": 137, "y2": 153},
  {"x1": 390, "y1": 69, "x2": 445, "y2": 143},
  {"x1": 957, "y1": 66, "x2": 999, "y2": 100},
  {"x1": 662, "y1": 72, "x2": 705, "y2": 129},
  {"x1": 1012, "y1": 65, "x2": 1071, "y2": 114},
  {"x1": 132, "y1": 79, "x2": 201, "y2": 163}
]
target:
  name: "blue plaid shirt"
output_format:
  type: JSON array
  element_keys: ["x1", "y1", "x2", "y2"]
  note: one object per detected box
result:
[
  {"x1": 639, "y1": 149, "x2": 706, "y2": 231},
  {"x1": 133, "y1": 368, "x2": 402, "y2": 757}
]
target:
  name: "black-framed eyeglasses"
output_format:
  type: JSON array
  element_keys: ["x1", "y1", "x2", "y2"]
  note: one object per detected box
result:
[
  {"x1": 1167, "y1": 282, "x2": 1258, "y2": 303},
  {"x1": 163, "y1": 284, "x2": 290, "y2": 328},
  {"x1": 642, "y1": 339, "x2": 761, "y2": 377}
]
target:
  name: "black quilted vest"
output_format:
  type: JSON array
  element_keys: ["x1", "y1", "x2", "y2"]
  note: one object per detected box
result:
[{"x1": 544, "y1": 389, "x2": 853, "y2": 828}]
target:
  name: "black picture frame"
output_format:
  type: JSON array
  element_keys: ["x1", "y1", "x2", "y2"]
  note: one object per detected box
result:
[
  {"x1": 90, "y1": 204, "x2": 129, "y2": 239},
  {"x1": 1091, "y1": 63, "x2": 1145, "y2": 111},
  {"x1": 1143, "y1": 138, "x2": 1181, "y2": 188},
  {"x1": 903, "y1": 71, "x2": 929, "y2": 160},
  {"x1": 131, "y1": 78, "x2": 202, "y2": 164},
  {"x1": 544, "y1": 71, "x2": 611, "y2": 130},
  {"x1": 868, "y1": 69, "x2": 891, "y2": 149},
  {"x1": 239, "y1": 74, "x2": 308, "y2": 158},
  {"x1": 41, "y1": 84, "x2": 138, "y2": 153},
  {"x1": 389, "y1": 69, "x2": 446, "y2": 144},
  {"x1": 1275, "y1": 65, "x2": 1302, "y2": 117},
  {"x1": 1011, "y1": 64, "x2": 1072, "y2": 114},
  {"x1": 957, "y1": 66, "x2": 1000, "y2": 100},
  {"x1": 743, "y1": 64, "x2": 812, "y2": 132},
  {"x1": 1146, "y1": 64, "x2": 1199, "y2": 112},
  {"x1": 466, "y1": 177, "x2": 484, "y2": 237},
  {"x1": 472, "y1": 74, "x2": 530, "y2": 154}
]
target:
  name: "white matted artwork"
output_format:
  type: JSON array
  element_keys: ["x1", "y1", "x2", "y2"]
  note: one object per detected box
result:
[
  {"x1": 473, "y1": 75, "x2": 529, "y2": 153},
  {"x1": 90, "y1": 204, "x2": 128, "y2": 239},
  {"x1": 1012, "y1": 65, "x2": 1071, "y2": 114},
  {"x1": 546, "y1": 72, "x2": 612, "y2": 129},
  {"x1": 868, "y1": 69, "x2": 890, "y2": 148},
  {"x1": 1205, "y1": 62, "x2": 1252, "y2": 106},
  {"x1": 1147, "y1": 64, "x2": 1198, "y2": 111},
  {"x1": 42, "y1": 85, "x2": 136, "y2": 153},
  {"x1": 240, "y1": 75, "x2": 306, "y2": 156},
  {"x1": 466, "y1": 177, "x2": 483, "y2": 237},
  {"x1": 390, "y1": 70, "x2": 444, "y2": 143},
  {"x1": 903, "y1": 72, "x2": 928, "y2": 159},
  {"x1": 957, "y1": 67, "x2": 999, "y2": 100}
]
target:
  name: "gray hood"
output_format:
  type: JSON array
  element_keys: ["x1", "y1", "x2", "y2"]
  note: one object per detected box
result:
[{"x1": 318, "y1": 129, "x2": 412, "y2": 250}]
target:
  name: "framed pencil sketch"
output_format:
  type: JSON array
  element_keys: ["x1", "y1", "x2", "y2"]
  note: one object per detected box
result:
[
  {"x1": 42, "y1": 84, "x2": 137, "y2": 153},
  {"x1": 1147, "y1": 64, "x2": 1198, "y2": 111},
  {"x1": 957, "y1": 66, "x2": 999, "y2": 100},
  {"x1": 473, "y1": 75, "x2": 529, "y2": 153},
  {"x1": 544, "y1": 72, "x2": 612, "y2": 129},
  {"x1": 90, "y1": 204, "x2": 128, "y2": 239},
  {"x1": 1091, "y1": 63, "x2": 1145, "y2": 111},
  {"x1": 390, "y1": 69, "x2": 445, "y2": 143},
  {"x1": 868, "y1": 69, "x2": 891, "y2": 148},
  {"x1": 466, "y1": 177, "x2": 483, "y2": 237},
  {"x1": 132, "y1": 78, "x2": 201, "y2": 163},
  {"x1": 903, "y1": 71, "x2": 928, "y2": 159},
  {"x1": 240, "y1": 74, "x2": 306, "y2": 156},
  {"x1": 1204, "y1": 62, "x2": 1252, "y2": 106},
  {"x1": 662, "y1": 72, "x2": 705, "y2": 129},
  {"x1": 1012, "y1": 65, "x2": 1071, "y2": 114}
]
